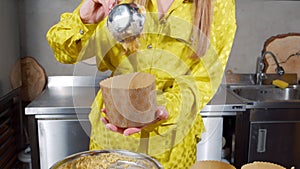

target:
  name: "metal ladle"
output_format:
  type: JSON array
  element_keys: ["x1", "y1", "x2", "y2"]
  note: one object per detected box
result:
[{"x1": 107, "y1": 1, "x2": 145, "y2": 42}]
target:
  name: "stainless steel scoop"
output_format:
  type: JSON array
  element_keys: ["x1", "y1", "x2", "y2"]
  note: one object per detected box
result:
[{"x1": 107, "y1": 3, "x2": 145, "y2": 42}]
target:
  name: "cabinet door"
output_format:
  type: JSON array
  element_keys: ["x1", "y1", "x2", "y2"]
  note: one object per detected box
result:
[
  {"x1": 249, "y1": 122, "x2": 300, "y2": 168},
  {"x1": 38, "y1": 119, "x2": 91, "y2": 169}
]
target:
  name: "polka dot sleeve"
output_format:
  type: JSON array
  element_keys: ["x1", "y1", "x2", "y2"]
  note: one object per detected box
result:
[{"x1": 46, "y1": 2, "x2": 98, "y2": 64}]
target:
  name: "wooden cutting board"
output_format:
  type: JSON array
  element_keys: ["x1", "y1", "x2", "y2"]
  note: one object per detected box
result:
[
  {"x1": 10, "y1": 56, "x2": 47, "y2": 102},
  {"x1": 262, "y1": 33, "x2": 300, "y2": 83}
]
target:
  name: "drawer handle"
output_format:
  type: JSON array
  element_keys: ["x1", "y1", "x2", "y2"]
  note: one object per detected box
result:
[{"x1": 257, "y1": 128, "x2": 267, "y2": 153}]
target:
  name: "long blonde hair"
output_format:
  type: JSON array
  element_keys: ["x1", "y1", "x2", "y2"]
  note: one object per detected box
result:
[
  {"x1": 192, "y1": 0, "x2": 213, "y2": 57},
  {"x1": 135, "y1": 0, "x2": 213, "y2": 58}
]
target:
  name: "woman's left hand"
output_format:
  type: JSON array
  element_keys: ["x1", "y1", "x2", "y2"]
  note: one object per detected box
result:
[{"x1": 101, "y1": 106, "x2": 169, "y2": 136}]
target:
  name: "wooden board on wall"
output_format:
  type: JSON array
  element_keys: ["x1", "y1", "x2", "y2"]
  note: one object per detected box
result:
[
  {"x1": 262, "y1": 33, "x2": 300, "y2": 83},
  {"x1": 10, "y1": 56, "x2": 47, "y2": 102}
]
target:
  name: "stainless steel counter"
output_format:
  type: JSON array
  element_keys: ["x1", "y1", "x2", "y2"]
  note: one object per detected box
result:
[
  {"x1": 25, "y1": 76, "x2": 245, "y2": 169},
  {"x1": 26, "y1": 76, "x2": 106, "y2": 116},
  {"x1": 201, "y1": 85, "x2": 246, "y2": 115},
  {"x1": 26, "y1": 87, "x2": 97, "y2": 116},
  {"x1": 26, "y1": 76, "x2": 246, "y2": 117}
]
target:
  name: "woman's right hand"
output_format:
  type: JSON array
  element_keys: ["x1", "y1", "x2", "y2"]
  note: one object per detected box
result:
[
  {"x1": 80, "y1": 0, "x2": 118, "y2": 24},
  {"x1": 101, "y1": 106, "x2": 169, "y2": 136}
]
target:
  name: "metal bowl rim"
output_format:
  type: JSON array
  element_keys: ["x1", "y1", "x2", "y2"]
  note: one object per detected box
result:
[{"x1": 50, "y1": 149, "x2": 163, "y2": 169}]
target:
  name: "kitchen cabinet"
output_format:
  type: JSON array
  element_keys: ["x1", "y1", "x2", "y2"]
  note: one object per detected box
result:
[
  {"x1": 26, "y1": 76, "x2": 105, "y2": 169},
  {"x1": 198, "y1": 84, "x2": 246, "y2": 163},
  {"x1": 248, "y1": 108, "x2": 300, "y2": 168},
  {"x1": 235, "y1": 108, "x2": 300, "y2": 168},
  {"x1": 0, "y1": 89, "x2": 23, "y2": 168},
  {"x1": 37, "y1": 118, "x2": 90, "y2": 168},
  {"x1": 25, "y1": 77, "x2": 245, "y2": 169}
]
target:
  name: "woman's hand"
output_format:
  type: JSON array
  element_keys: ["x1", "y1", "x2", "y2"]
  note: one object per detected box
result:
[
  {"x1": 80, "y1": 0, "x2": 118, "y2": 24},
  {"x1": 101, "y1": 106, "x2": 169, "y2": 136}
]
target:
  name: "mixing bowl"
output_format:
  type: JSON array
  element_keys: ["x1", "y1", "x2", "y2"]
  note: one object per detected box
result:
[{"x1": 50, "y1": 150, "x2": 163, "y2": 169}]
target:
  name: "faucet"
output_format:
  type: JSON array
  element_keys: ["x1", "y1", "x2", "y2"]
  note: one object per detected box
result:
[{"x1": 256, "y1": 51, "x2": 285, "y2": 85}]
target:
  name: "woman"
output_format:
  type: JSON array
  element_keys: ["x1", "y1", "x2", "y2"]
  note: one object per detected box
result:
[{"x1": 46, "y1": 0, "x2": 236, "y2": 168}]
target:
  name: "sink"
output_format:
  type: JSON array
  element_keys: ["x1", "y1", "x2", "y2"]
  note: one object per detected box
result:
[{"x1": 228, "y1": 85, "x2": 300, "y2": 102}]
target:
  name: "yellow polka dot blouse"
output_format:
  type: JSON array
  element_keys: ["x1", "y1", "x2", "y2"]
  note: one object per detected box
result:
[{"x1": 46, "y1": 0, "x2": 237, "y2": 168}]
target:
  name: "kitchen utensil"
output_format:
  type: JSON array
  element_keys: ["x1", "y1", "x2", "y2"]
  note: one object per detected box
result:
[
  {"x1": 50, "y1": 150, "x2": 163, "y2": 169},
  {"x1": 107, "y1": 3, "x2": 145, "y2": 42}
]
